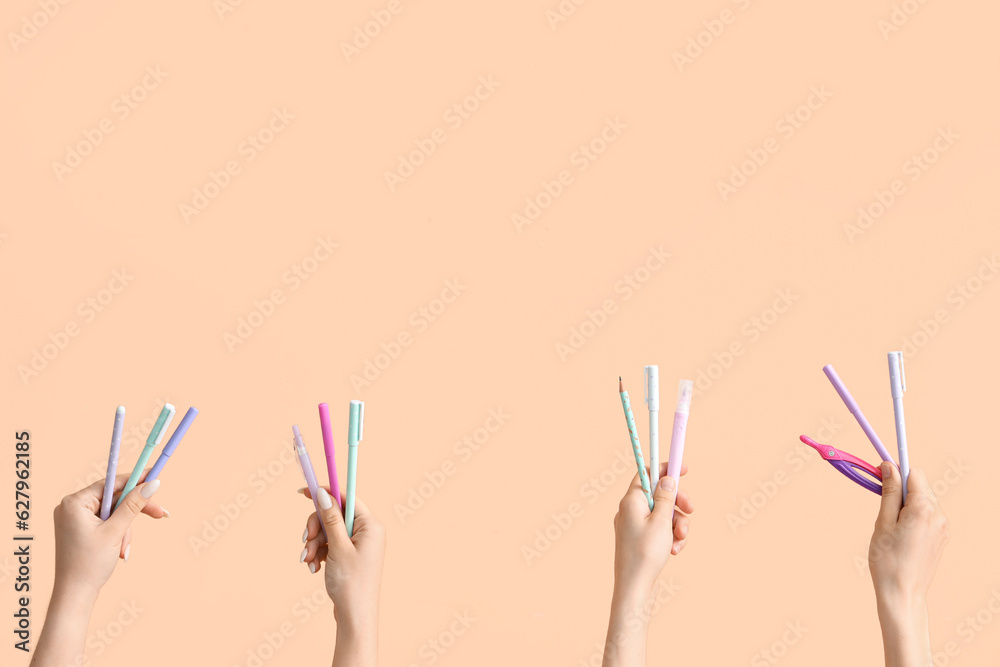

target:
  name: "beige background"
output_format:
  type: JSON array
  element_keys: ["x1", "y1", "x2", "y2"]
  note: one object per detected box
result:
[{"x1": 3, "y1": 0, "x2": 999, "y2": 665}]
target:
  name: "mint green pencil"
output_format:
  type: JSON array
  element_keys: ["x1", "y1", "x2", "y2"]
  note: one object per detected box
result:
[
  {"x1": 619, "y1": 378, "x2": 654, "y2": 510},
  {"x1": 115, "y1": 403, "x2": 174, "y2": 510},
  {"x1": 345, "y1": 400, "x2": 364, "y2": 537}
]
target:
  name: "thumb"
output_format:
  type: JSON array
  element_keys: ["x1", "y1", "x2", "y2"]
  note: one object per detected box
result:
[
  {"x1": 316, "y1": 487, "x2": 350, "y2": 546},
  {"x1": 105, "y1": 480, "x2": 160, "y2": 537},
  {"x1": 650, "y1": 475, "x2": 678, "y2": 523},
  {"x1": 876, "y1": 462, "x2": 902, "y2": 530}
]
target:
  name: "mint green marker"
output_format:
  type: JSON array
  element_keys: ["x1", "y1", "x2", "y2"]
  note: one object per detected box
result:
[
  {"x1": 344, "y1": 400, "x2": 364, "y2": 537},
  {"x1": 115, "y1": 403, "x2": 175, "y2": 510}
]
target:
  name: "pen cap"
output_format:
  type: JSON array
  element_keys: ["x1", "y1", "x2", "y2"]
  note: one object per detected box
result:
[
  {"x1": 675, "y1": 380, "x2": 693, "y2": 414},
  {"x1": 888, "y1": 352, "x2": 906, "y2": 398},
  {"x1": 644, "y1": 365, "x2": 659, "y2": 410},
  {"x1": 159, "y1": 407, "x2": 198, "y2": 456},
  {"x1": 348, "y1": 400, "x2": 363, "y2": 444},
  {"x1": 147, "y1": 403, "x2": 176, "y2": 446}
]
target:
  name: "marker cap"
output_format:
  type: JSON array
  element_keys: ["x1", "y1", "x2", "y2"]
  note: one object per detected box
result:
[
  {"x1": 675, "y1": 380, "x2": 693, "y2": 414},
  {"x1": 644, "y1": 365, "x2": 659, "y2": 410}
]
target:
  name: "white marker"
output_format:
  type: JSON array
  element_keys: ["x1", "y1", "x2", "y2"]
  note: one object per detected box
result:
[
  {"x1": 644, "y1": 365, "x2": 660, "y2": 492},
  {"x1": 888, "y1": 352, "x2": 909, "y2": 502}
]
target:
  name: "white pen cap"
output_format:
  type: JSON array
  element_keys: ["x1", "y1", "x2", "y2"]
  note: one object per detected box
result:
[
  {"x1": 644, "y1": 365, "x2": 659, "y2": 410},
  {"x1": 888, "y1": 352, "x2": 906, "y2": 398},
  {"x1": 675, "y1": 380, "x2": 693, "y2": 414}
]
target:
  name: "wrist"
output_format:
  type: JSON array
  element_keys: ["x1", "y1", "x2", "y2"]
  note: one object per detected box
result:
[
  {"x1": 609, "y1": 579, "x2": 655, "y2": 628},
  {"x1": 50, "y1": 578, "x2": 100, "y2": 613},
  {"x1": 335, "y1": 602, "x2": 379, "y2": 641}
]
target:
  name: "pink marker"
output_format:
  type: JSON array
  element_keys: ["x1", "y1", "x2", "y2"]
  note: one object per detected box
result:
[
  {"x1": 318, "y1": 403, "x2": 341, "y2": 510},
  {"x1": 666, "y1": 380, "x2": 693, "y2": 521}
]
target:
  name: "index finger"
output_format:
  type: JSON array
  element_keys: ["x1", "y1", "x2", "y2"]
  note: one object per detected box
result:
[{"x1": 72, "y1": 470, "x2": 149, "y2": 512}]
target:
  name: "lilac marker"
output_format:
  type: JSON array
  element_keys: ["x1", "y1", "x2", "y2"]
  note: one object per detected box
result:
[
  {"x1": 823, "y1": 364, "x2": 895, "y2": 463},
  {"x1": 666, "y1": 380, "x2": 693, "y2": 521},
  {"x1": 293, "y1": 425, "x2": 327, "y2": 541},
  {"x1": 145, "y1": 407, "x2": 199, "y2": 483},
  {"x1": 99, "y1": 406, "x2": 126, "y2": 521}
]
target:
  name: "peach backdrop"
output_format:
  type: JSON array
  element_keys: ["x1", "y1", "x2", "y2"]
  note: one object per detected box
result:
[{"x1": 3, "y1": 1, "x2": 999, "y2": 665}]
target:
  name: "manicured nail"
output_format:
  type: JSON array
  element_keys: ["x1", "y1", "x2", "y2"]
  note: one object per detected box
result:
[
  {"x1": 317, "y1": 487, "x2": 333, "y2": 510},
  {"x1": 140, "y1": 479, "x2": 161, "y2": 499},
  {"x1": 299, "y1": 548, "x2": 308, "y2": 563},
  {"x1": 161, "y1": 508, "x2": 170, "y2": 518},
  {"x1": 308, "y1": 561, "x2": 317, "y2": 574},
  {"x1": 659, "y1": 476, "x2": 675, "y2": 491},
  {"x1": 302, "y1": 528, "x2": 308, "y2": 543},
  {"x1": 681, "y1": 524, "x2": 689, "y2": 538},
  {"x1": 296, "y1": 487, "x2": 306, "y2": 495},
  {"x1": 124, "y1": 545, "x2": 131, "y2": 562}
]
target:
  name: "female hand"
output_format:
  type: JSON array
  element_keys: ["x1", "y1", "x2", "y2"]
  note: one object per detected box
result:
[
  {"x1": 298, "y1": 487, "x2": 386, "y2": 627},
  {"x1": 612, "y1": 463, "x2": 693, "y2": 596},
  {"x1": 53, "y1": 472, "x2": 166, "y2": 596}
]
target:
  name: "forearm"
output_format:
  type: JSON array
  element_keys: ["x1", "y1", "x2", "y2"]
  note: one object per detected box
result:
[
  {"x1": 877, "y1": 597, "x2": 932, "y2": 667},
  {"x1": 332, "y1": 609, "x2": 379, "y2": 667},
  {"x1": 30, "y1": 582, "x2": 98, "y2": 667},
  {"x1": 602, "y1": 582, "x2": 654, "y2": 667}
]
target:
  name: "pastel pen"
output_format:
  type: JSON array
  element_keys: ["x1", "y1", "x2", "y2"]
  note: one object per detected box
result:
[
  {"x1": 145, "y1": 407, "x2": 198, "y2": 483},
  {"x1": 620, "y1": 378, "x2": 654, "y2": 511},
  {"x1": 345, "y1": 400, "x2": 364, "y2": 537},
  {"x1": 293, "y1": 425, "x2": 327, "y2": 541},
  {"x1": 99, "y1": 406, "x2": 125, "y2": 521},
  {"x1": 822, "y1": 364, "x2": 895, "y2": 463},
  {"x1": 115, "y1": 403, "x2": 174, "y2": 510},
  {"x1": 644, "y1": 365, "x2": 660, "y2": 492},
  {"x1": 318, "y1": 403, "x2": 342, "y2": 511},
  {"x1": 888, "y1": 352, "x2": 910, "y2": 502},
  {"x1": 666, "y1": 380, "x2": 693, "y2": 521}
]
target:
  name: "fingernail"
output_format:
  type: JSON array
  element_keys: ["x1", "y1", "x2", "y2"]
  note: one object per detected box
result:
[
  {"x1": 308, "y1": 561, "x2": 317, "y2": 574},
  {"x1": 317, "y1": 487, "x2": 333, "y2": 510},
  {"x1": 162, "y1": 509, "x2": 170, "y2": 518},
  {"x1": 124, "y1": 545, "x2": 131, "y2": 562},
  {"x1": 659, "y1": 476, "x2": 675, "y2": 491},
  {"x1": 682, "y1": 524, "x2": 689, "y2": 538},
  {"x1": 299, "y1": 547, "x2": 308, "y2": 563},
  {"x1": 302, "y1": 528, "x2": 308, "y2": 543},
  {"x1": 140, "y1": 479, "x2": 161, "y2": 499},
  {"x1": 296, "y1": 487, "x2": 306, "y2": 494}
]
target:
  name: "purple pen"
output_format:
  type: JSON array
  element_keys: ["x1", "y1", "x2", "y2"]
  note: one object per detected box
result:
[
  {"x1": 318, "y1": 403, "x2": 342, "y2": 510},
  {"x1": 99, "y1": 406, "x2": 126, "y2": 521},
  {"x1": 146, "y1": 407, "x2": 199, "y2": 483},
  {"x1": 293, "y1": 425, "x2": 327, "y2": 541},
  {"x1": 822, "y1": 364, "x2": 895, "y2": 463}
]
